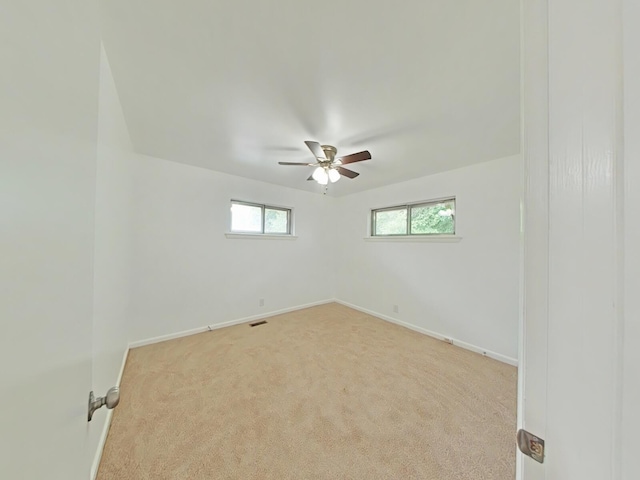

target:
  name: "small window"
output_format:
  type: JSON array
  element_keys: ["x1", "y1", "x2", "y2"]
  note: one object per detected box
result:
[
  {"x1": 373, "y1": 207, "x2": 408, "y2": 235},
  {"x1": 230, "y1": 200, "x2": 292, "y2": 235},
  {"x1": 371, "y1": 198, "x2": 455, "y2": 236}
]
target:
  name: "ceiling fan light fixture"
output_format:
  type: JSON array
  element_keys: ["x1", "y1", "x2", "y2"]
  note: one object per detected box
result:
[
  {"x1": 278, "y1": 141, "x2": 371, "y2": 186},
  {"x1": 313, "y1": 166, "x2": 329, "y2": 185}
]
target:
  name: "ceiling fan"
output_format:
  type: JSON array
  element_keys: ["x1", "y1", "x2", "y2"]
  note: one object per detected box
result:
[{"x1": 278, "y1": 141, "x2": 371, "y2": 185}]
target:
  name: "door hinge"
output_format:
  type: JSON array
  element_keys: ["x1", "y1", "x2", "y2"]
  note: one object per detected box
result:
[{"x1": 517, "y1": 429, "x2": 545, "y2": 464}]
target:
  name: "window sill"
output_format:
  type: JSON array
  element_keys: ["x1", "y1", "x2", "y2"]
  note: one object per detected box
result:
[
  {"x1": 225, "y1": 233, "x2": 298, "y2": 240},
  {"x1": 363, "y1": 235, "x2": 462, "y2": 243}
]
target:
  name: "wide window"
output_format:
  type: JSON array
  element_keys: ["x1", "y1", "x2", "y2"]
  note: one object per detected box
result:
[
  {"x1": 371, "y1": 198, "x2": 455, "y2": 236},
  {"x1": 230, "y1": 200, "x2": 292, "y2": 235}
]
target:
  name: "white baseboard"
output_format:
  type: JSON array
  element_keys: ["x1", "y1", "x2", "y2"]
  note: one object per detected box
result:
[
  {"x1": 334, "y1": 299, "x2": 518, "y2": 367},
  {"x1": 91, "y1": 346, "x2": 129, "y2": 480},
  {"x1": 118, "y1": 349, "x2": 129, "y2": 383},
  {"x1": 128, "y1": 299, "x2": 335, "y2": 349}
]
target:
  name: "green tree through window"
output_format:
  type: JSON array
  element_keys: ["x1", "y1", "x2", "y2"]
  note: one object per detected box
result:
[
  {"x1": 410, "y1": 201, "x2": 455, "y2": 234},
  {"x1": 372, "y1": 199, "x2": 455, "y2": 236},
  {"x1": 264, "y1": 208, "x2": 289, "y2": 234}
]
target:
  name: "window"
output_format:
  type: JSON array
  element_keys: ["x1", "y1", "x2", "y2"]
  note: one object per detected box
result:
[
  {"x1": 371, "y1": 198, "x2": 455, "y2": 236},
  {"x1": 230, "y1": 200, "x2": 292, "y2": 235}
]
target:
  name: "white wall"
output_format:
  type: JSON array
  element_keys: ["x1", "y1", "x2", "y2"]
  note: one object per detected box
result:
[
  {"x1": 0, "y1": 1, "x2": 100, "y2": 479},
  {"x1": 334, "y1": 155, "x2": 521, "y2": 362},
  {"x1": 129, "y1": 156, "x2": 336, "y2": 342},
  {"x1": 88, "y1": 46, "x2": 136, "y2": 476}
]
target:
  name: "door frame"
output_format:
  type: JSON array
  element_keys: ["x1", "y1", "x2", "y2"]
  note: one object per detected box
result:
[{"x1": 518, "y1": 0, "x2": 550, "y2": 477}]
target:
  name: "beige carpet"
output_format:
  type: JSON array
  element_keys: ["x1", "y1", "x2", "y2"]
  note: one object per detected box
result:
[{"x1": 98, "y1": 303, "x2": 517, "y2": 480}]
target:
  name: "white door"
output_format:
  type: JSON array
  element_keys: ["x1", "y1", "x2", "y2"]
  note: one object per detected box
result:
[
  {"x1": 520, "y1": 0, "x2": 625, "y2": 478},
  {"x1": 0, "y1": 1, "x2": 100, "y2": 479}
]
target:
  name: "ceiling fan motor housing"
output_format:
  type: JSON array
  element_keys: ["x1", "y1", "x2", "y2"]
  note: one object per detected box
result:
[
  {"x1": 321, "y1": 145, "x2": 337, "y2": 163},
  {"x1": 277, "y1": 141, "x2": 370, "y2": 182}
]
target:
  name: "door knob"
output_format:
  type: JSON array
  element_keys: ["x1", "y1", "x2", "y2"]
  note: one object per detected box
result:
[{"x1": 88, "y1": 386, "x2": 120, "y2": 421}]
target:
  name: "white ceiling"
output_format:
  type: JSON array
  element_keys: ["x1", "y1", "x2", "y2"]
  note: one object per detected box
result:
[{"x1": 101, "y1": 0, "x2": 520, "y2": 196}]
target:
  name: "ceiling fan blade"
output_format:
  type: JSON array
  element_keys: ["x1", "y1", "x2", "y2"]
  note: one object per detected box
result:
[
  {"x1": 278, "y1": 162, "x2": 313, "y2": 166},
  {"x1": 304, "y1": 141, "x2": 326, "y2": 160},
  {"x1": 337, "y1": 166, "x2": 359, "y2": 179},
  {"x1": 338, "y1": 150, "x2": 371, "y2": 165}
]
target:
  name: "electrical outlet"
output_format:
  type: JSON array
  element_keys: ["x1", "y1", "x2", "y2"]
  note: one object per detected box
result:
[
  {"x1": 393, "y1": 304, "x2": 399, "y2": 314},
  {"x1": 259, "y1": 299, "x2": 264, "y2": 307}
]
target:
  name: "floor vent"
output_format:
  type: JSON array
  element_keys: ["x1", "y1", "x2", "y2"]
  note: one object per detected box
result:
[{"x1": 250, "y1": 320, "x2": 268, "y2": 327}]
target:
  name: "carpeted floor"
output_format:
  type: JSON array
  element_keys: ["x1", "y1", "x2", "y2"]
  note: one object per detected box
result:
[{"x1": 97, "y1": 303, "x2": 517, "y2": 480}]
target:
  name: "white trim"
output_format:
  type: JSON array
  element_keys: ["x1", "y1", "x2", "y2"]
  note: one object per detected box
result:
[
  {"x1": 91, "y1": 347, "x2": 129, "y2": 480},
  {"x1": 363, "y1": 235, "x2": 462, "y2": 243},
  {"x1": 230, "y1": 198, "x2": 294, "y2": 212},
  {"x1": 116, "y1": 346, "x2": 128, "y2": 389},
  {"x1": 224, "y1": 233, "x2": 298, "y2": 240},
  {"x1": 334, "y1": 299, "x2": 518, "y2": 367},
  {"x1": 519, "y1": 0, "x2": 550, "y2": 477},
  {"x1": 369, "y1": 195, "x2": 457, "y2": 212},
  {"x1": 128, "y1": 299, "x2": 334, "y2": 349},
  {"x1": 622, "y1": 0, "x2": 640, "y2": 476}
]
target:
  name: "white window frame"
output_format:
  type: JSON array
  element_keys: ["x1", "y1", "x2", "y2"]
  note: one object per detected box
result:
[
  {"x1": 226, "y1": 200, "x2": 296, "y2": 239},
  {"x1": 369, "y1": 197, "x2": 458, "y2": 239}
]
